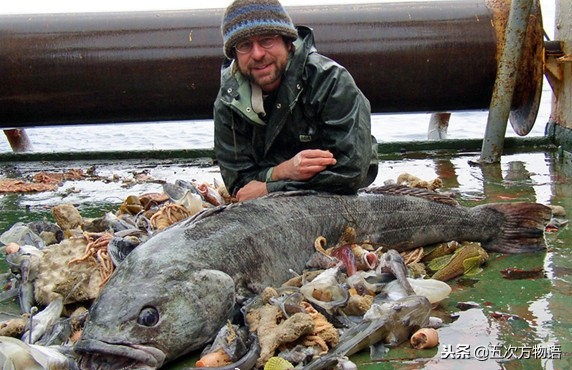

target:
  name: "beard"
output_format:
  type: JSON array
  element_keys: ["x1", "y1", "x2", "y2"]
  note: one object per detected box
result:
[
  {"x1": 238, "y1": 53, "x2": 289, "y2": 93},
  {"x1": 247, "y1": 65, "x2": 281, "y2": 89}
]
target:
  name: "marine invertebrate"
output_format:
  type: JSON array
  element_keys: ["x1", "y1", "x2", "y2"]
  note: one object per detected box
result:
[
  {"x1": 300, "y1": 301, "x2": 339, "y2": 354},
  {"x1": 0, "y1": 317, "x2": 27, "y2": 337},
  {"x1": 396, "y1": 173, "x2": 443, "y2": 191},
  {"x1": 264, "y1": 356, "x2": 294, "y2": 370},
  {"x1": 410, "y1": 327, "x2": 439, "y2": 349},
  {"x1": 68, "y1": 232, "x2": 114, "y2": 285},
  {"x1": 35, "y1": 238, "x2": 104, "y2": 305},
  {"x1": 246, "y1": 304, "x2": 314, "y2": 368},
  {"x1": 149, "y1": 203, "x2": 192, "y2": 230},
  {"x1": 342, "y1": 294, "x2": 374, "y2": 316},
  {"x1": 429, "y1": 242, "x2": 489, "y2": 281}
]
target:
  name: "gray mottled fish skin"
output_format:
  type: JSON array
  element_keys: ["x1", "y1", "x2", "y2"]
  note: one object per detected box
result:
[{"x1": 75, "y1": 187, "x2": 551, "y2": 369}]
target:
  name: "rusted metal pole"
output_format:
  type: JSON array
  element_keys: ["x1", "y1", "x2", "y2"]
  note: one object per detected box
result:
[
  {"x1": 550, "y1": 0, "x2": 572, "y2": 138},
  {"x1": 3, "y1": 129, "x2": 33, "y2": 152},
  {"x1": 480, "y1": 0, "x2": 536, "y2": 163}
]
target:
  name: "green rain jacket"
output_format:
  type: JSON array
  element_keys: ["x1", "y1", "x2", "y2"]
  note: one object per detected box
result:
[{"x1": 214, "y1": 26, "x2": 378, "y2": 196}]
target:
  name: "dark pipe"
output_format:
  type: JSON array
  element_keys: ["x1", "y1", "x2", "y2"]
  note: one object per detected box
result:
[{"x1": 0, "y1": 0, "x2": 542, "y2": 128}]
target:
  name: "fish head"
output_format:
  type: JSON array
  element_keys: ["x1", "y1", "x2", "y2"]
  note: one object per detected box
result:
[{"x1": 75, "y1": 267, "x2": 236, "y2": 369}]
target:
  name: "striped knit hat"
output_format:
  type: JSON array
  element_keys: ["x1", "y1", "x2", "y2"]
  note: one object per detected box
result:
[{"x1": 221, "y1": 0, "x2": 298, "y2": 58}]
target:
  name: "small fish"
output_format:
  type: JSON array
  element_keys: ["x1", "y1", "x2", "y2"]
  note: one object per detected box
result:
[
  {"x1": 545, "y1": 216, "x2": 569, "y2": 231},
  {"x1": 0, "y1": 222, "x2": 45, "y2": 249},
  {"x1": 268, "y1": 290, "x2": 306, "y2": 318},
  {"x1": 100, "y1": 212, "x2": 138, "y2": 233},
  {"x1": 162, "y1": 180, "x2": 206, "y2": 214},
  {"x1": 196, "y1": 323, "x2": 249, "y2": 366},
  {"x1": 377, "y1": 250, "x2": 415, "y2": 295},
  {"x1": 107, "y1": 234, "x2": 143, "y2": 266},
  {"x1": 5, "y1": 246, "x2": 43, "y2": 314},
  {"x1": 22, "y1": 297, "x2": 64, "y2": 344},
  {"x1": 197, "y1": 183, "x2": 225, "y2": 206},
  {"x1": 19, "y1": 257, "x2": 36, "y2": 314},
  {"x1": 162, "y1": 180, "x2": 201, "y2": 201},
  {"x1": 0, "y1": 336, "x2": 78, "y2": 370},
  {"x1": 331, "y1": 245, "x2": 357, "y2": 276},
  {"x1": 303, "y1": 295, "x2": 432, "y2": 370}
]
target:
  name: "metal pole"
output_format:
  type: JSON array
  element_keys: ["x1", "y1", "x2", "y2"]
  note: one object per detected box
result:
[
  {"x1": 480, "y1": 0, "x2": 535, "y2": 163},
  {"x1": 427, "y1": 112, "x2": 451, "y2": 140},
  {"x1": 3, "y1": 129, "x2": 33, "y2": 152}
]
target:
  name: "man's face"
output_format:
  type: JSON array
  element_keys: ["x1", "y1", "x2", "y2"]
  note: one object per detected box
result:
[{"x1": 235, "y1": 34, "x2": 291, "y2": 93}]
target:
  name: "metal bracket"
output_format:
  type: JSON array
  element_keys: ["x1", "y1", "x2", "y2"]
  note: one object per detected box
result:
[{"x1": 480, "y1": 0, "x2": 536, "y2": 163}]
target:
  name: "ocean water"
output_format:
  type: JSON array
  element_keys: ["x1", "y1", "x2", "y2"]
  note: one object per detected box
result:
[{"x1": 0, "y1": 83, "x2": 552, "y2": 153}]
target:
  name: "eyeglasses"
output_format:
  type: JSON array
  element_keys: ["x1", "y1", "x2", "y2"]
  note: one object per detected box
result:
[{"x1": 235, "y1": 35, "x2": 281, "y2": 54}]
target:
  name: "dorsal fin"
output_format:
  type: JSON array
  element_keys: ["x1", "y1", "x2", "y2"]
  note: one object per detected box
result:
[
  {"x1": 358, "y1": 185, "x2": 459, "y2": 206},
  {"x1": 181, "y1": 190, "x2": 320, "y2": 225},
  {"x1": 181, "y1": 204, "x2": 228, "y2": 225}
]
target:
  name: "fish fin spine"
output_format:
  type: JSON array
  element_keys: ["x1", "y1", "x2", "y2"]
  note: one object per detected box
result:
[{"x1": 360, "y1": 185, "x2": 459, "y2": 206}]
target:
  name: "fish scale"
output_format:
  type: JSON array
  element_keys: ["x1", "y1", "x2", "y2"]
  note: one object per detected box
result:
[{"x1": 75, "y1": 186, "x2": 551, "y2": 370}]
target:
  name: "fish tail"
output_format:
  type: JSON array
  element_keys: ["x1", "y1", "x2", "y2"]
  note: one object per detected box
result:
[{"x1": 479, "y1": 202, "x2": 552, "y2": 253}]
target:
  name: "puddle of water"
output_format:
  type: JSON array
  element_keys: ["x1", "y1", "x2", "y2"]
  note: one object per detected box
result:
[{"x1": 0, "y1": 148, "x2": 570, "y2": 369}]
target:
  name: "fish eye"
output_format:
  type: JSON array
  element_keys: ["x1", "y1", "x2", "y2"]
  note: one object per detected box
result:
[{"x1": 137, "y1": 307, "x2": 159, "y2": 327}]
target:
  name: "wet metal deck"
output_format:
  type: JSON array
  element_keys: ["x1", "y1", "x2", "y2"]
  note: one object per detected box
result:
[{"x1": 1, "y1": 143, "x2": 571, "y2": 369}]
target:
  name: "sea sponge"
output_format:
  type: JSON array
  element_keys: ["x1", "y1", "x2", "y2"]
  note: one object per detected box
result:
[
  {"x1": 396, "y1": 173, "x2": 443, "y2": 191},
  {"x1": 34, "y1": 238, "x2": 103, "y2": 305},
  {"x1": 342, "y1": 294, "x2": 374, "y2": 316},
  {"x1": 51, "y1": 204, "x2": 83, "y2": 230},
  {"x1": 246, "y1": 304, "x2": 314, "y2": 368},
  {"x1": 261, "y1": 286, "x2": 279, "y2": 304},
  {"x1": 0, "y1": 317, "x2": 27, "y2": 338},
  {"x1": 300, "y1": 301, "x2": 339, "y2": 354}
]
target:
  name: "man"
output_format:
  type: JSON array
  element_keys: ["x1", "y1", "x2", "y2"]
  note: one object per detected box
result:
[{"x1": 214, "y1": 0, "x2": 378, "y2": 201}]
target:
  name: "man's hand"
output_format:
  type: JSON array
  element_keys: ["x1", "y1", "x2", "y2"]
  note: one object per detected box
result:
[
  {"x1": 272, "y1": 149, "x2": 336, "y2": 181},
  {"x1": 236, "y1": 150, "x2": 336, "y2": 202},
  {"x1": 236, "y1": 180, "x2": 268, "y2": 201}
]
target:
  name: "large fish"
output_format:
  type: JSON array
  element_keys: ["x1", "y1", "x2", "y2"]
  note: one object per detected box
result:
[{"x1": 74, "y1": 186, "x2": 551, "y2": 369}]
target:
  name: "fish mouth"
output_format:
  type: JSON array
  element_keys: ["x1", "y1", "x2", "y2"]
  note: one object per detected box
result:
[{"x1": 75, "y1": 338, "x2": 166, "y2": 370}]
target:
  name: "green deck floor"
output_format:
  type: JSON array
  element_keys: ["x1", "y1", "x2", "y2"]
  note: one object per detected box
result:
[{"x1": 1, "y1": 142, "x2": 570, "y2": 369}]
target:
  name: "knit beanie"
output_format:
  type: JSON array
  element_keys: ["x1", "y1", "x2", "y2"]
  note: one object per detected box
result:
[{"x1": 221, "y1": 0, "x2": 298, "y2": 58}]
